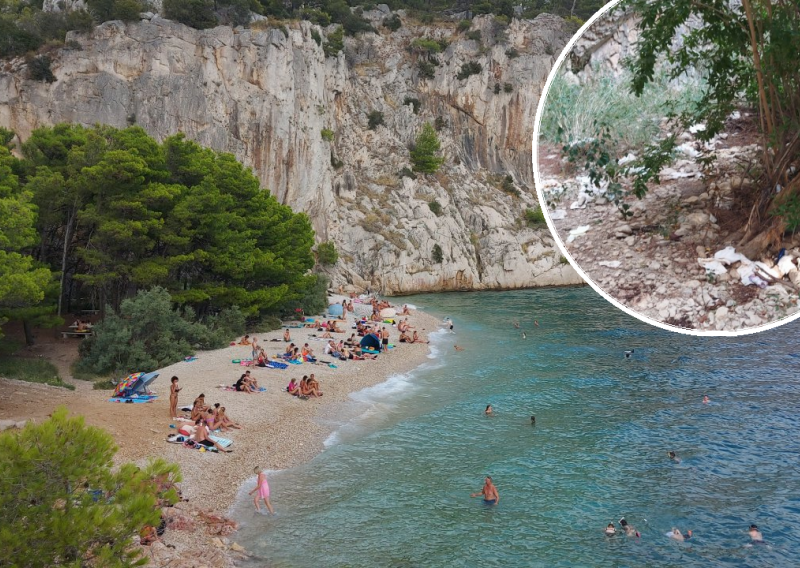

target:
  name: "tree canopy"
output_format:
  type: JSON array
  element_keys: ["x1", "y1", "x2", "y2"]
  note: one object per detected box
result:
[
  {"x1": 0, "y1": 145, "x2": 53, "y2": 339},
  {"x1": 0, "y1": 407, "x2": 181, "y2": 567},
  {"x1": 621, "y1": 0, "x2": 800, "y2": 255},
  {"x1": 18, "y1": 124, "x2": 319, "y2": 318}
]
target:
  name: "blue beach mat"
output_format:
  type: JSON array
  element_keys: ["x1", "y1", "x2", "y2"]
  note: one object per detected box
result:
[{"x1": 108, "y1": 397, "x2": 157, "y2": 403}]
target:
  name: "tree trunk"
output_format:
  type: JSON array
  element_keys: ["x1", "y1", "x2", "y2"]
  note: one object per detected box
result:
[
  {"x1": 58, "y1": 207, "x2": 77, "y2": 317},
  {"x1": 22, "y1": 319, "x2": 35, "y2": 346}
]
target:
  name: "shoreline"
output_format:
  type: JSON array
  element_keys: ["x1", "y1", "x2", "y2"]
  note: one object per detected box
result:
[
  {"x1": 158, "y1": 302, "x2": 442, "y2": 516},
  {"x1": 0, "y1": 296, "x2": 443, "y2": 565}
]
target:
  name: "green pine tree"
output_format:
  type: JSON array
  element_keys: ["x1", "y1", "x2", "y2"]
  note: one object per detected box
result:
[
  {"x1": 0, "y1": 407, "x2": 181, "y2": 567},
  {"x1": 410, "y1": 122, "x2": 445, "y2": 174}
]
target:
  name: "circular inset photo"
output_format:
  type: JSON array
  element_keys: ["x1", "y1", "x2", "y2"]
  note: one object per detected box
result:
[{"x1": 533, "y1": 0, "x2": 800, "y2": 335}]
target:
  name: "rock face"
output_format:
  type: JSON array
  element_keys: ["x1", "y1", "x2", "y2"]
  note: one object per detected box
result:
[{"x1": 0, "y1": 12, "x2": 582, "y2": 294}]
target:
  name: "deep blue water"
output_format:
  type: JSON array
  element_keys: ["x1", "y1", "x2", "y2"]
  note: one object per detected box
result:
[{"x1": 232, "y1": 288, "x2": 800, "y2": 567}]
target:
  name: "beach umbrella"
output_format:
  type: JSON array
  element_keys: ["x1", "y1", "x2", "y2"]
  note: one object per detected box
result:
[
  {"x1": 328, "y1": 303, "x2": 344, "y2": 317},
  {"x1": 380, "y1": 307, "x2": 396, "y2": 318},
  {"x1": 112, "y1": 371, "x2": 159, "y2": 398}
]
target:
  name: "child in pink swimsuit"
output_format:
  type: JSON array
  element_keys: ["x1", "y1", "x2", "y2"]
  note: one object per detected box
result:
[{"x1": 248, "y1": 466, "x2": 275, "y2": 515}]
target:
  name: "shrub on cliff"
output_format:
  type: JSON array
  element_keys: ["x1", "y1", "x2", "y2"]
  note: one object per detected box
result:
[
  {"x1": 0, "y1": 407, "x2": 181, "y2": 568},
  {"x1": 28, "y1": 55, "x2": 55, "y2": 82},
  {"x1": 86, "y1": 0, "x2": 145, "y2": 22},
  {"x1": 456, "y1": 61, "x2": 482, "y2": 80},
  {"x1": 367, "y1": 110, "x2": 385, "y2": 130},
  {"x1": 384, "y1": 14, "x2": 402, "y2": 31},
  {"x1": 410, "y1": 122, "x2": 444, "y2": 174},
  {"x1": 163, "y1": 0, "x2": 218, "y2": 29},
  {"x1": 316, "y1": 241, "x2": 339, "y2": 265},
  {"x1": 323, "y1": 26, "x2": 344, "y2": 57},
  {"x1": 432, "y1": 243, "x2": 444, "y2": 263}
]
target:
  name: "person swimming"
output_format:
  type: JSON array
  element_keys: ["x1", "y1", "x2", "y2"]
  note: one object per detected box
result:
[
  {"x1": 619, "y1": 518, "x2": 640, "y2": 537},
  {"x1": 667, "y1": 528, "x2": 692, "y2": 541},
  {"x1": 703, "y1": 395, "x2": 710, "y2": 404},
  {"x1": 521, "y1": 332, "x2": 527, "y2": 339},
  {"x1": 624, "y1": 349, "x2": 634, "y2": 359},
  {"x1": 748, "y1": 524, "x2": 765, "y2": 544},
  {"x1": 485, "y1": 404, "x2": 493, "y2": 416},
  {"x1": 605, "y1": 523, "x2": 616, "y2": 537},
  {"x1": 530, "y1": 415, "x2": 536, "y2": 426},
  {"x1": 668, "y1": 451, "x2": 682, "y2": 464}
]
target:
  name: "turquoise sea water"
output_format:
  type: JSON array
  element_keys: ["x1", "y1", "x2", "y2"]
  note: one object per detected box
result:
[{"x1": 232, "y1": 288, "x2": 800, "y2": 567}]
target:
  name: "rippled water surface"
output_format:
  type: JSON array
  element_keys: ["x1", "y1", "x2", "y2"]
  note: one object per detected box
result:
[{"x1": 233, "y1": 288, "x2": 800, "y2": 567}]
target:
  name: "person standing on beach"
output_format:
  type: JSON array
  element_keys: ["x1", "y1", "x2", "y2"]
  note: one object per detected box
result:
[
  {"x1": 251, "y1": 337, "x2": 260, "y2": 362},
  {"x1": 381, "y1": 327, "x2": 390, "y2": 352},
  {"x1": 249, "y1": 467, "x2": 275, "y2": 515},
  {"x1": 169, "y1": 376, "x2": 181, "y2": 419},
  {"x1": 471, "y1": 476, "x2": 499, "y2": 505}
]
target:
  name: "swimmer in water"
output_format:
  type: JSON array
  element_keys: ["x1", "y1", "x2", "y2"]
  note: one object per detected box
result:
[
  {"x1": 703, "y1": 395, "x2": 710, "y2": 404},
  {"x1": 530, "y1": 415, "x2": 536, "y2": 426},
  {"x1": 485, "y1": 404, "x2": 493, "y2": 416},
  {"x1": 619, "y1": 518, "x2": 640, "y2": 537},
  {"x1": 668, "y1": 451, "x2": 682, "y2": 464},
  {"x1": 534, "y1": 320, "x2": 539, "y2": 327},
  {"x1": 522, "y1": 332, "x2": 527, "y2": 339},
  {"x1": 748, "y1": 524, "x2": 764, "y2": 544},
  {"x1": 471, "y1": 476, "x2": 499, "y2": 505},
  {"x1": 513, "y1": 320, "x2": 520, "y2": 329},
  {"x1": 668, "y1": 528, "x2": 692, "y2": 541},
  {"x1": 605, "y1": 523, "x2": 616, "y2": 537},
  {"x1": 454, "y1": 345, "x2": 464, "y2": 351}
]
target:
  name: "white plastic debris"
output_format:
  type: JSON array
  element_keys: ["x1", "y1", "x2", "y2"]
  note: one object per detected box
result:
[
  {"x1": 550, "y1": 209, "x2": 567, "y2": 220},
  {"x1": 676, "y1": 143, "x2": 702, "y2": 159},
  {"x1": 714, "y1": 246, "x2": 749, "y2": 265},
  {"x1": 698, "y1": 258, "x2": 728, "y2": 275},
  {"x1": 618, "y1": 153, "x2": 637, "y2": 166},
  {"x1": 689, "y1": 123, "x2": 707, "y2": 134},
  {"x1": 777, "y1": 255, "x2": 796, "y2": 276},
  {"x1": 566, "y1": 225, "x2": 591, "y2": 243},
  {"x1": 598, "y1": 260, "x2": 622, "y2": 268}
]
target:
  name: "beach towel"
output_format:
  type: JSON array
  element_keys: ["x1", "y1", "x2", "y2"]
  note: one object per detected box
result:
[
  {"x1": 208, "y1": 435, "x2": 233, "y2": 448},
  {"x1": 265, "y1": 361, "x2": 288, "y2": 369},
  {"x1": 108, "y1": 397, "x2": 156, "y2": 403},
  {"x1": 184, "y1": 356, "x2": 198, "y2": 362},
  {"x1": 287, "y1": 359, "x2": 303, "y2": 365}
]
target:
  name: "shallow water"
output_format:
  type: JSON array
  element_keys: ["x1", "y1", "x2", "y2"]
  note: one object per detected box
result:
[{"x1": 232, "y1": 288, "x2": 800, "y2": 567}]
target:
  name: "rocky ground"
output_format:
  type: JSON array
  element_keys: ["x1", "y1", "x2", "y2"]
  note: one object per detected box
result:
[{"x1": 538, "y1": 111, "x2": 800, "y2": 332}]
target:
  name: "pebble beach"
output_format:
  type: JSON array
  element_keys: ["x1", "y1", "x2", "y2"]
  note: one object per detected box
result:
[{"x1": 154, "y1": 298, "x2": 440, "y2": 514}]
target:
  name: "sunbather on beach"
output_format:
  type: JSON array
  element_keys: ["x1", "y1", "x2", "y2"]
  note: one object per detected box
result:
[
  {"x1": 399, "y1": 331, "x2": 411, "y2": 343},
  {"x1": 194, "y1": 419, "x2": 231, "y2": 452},
  {"x1": 411, "y1": 331, "x2": 428, "y2": 344},
  {"x1": 235, "y1": 373, "x2": 256, "y2": 393},
  {"x1": 191, "y1": 394, "x2": 208, "y2": 421},
  {"x1": 205, "y1": 408, "x2": 220, "y2": 432},
  {"x1": 283, "y1": 329, "x2": 291, "y2": 342},
  {"x1": 287, "y1": 378, "x2": 300, "y2": 396},
  {"x1": 216, "y1": 406, "x2": 242, "y2": 430},
  {"x1": 400, "y1": 304, "x2": 410, "y2": 315},
  {"x1": 306, "y1": 374, "x2": 323, "y2": 397},
  {"x1": 239, "y1": 335, "x2": 251, "y2": 345}
]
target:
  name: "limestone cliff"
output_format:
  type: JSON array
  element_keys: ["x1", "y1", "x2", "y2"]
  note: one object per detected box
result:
[{"x1": 0, "y1": 11, "x2": 582, "y2": 294}]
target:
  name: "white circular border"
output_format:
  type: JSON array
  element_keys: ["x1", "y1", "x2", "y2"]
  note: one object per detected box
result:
[{"x1": 532, "y1": 0, "x2": 800, "y2": 337}]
